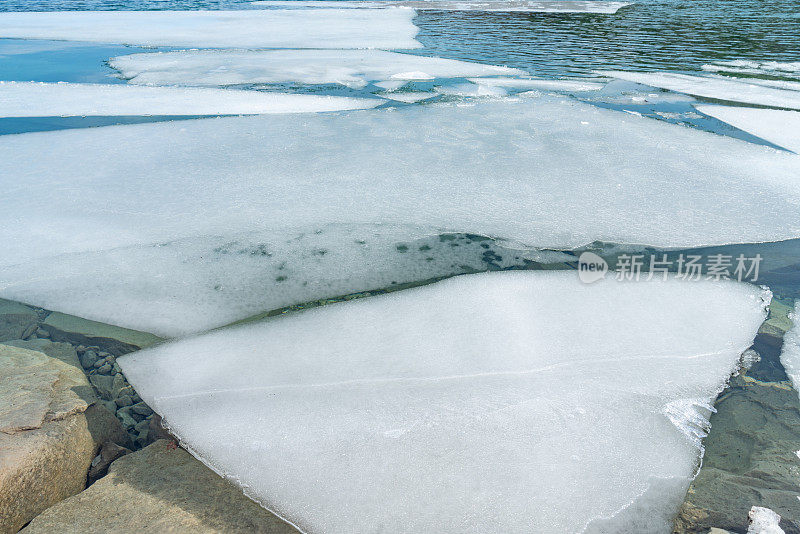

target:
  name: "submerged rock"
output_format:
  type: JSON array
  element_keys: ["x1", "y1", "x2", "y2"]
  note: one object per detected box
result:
[
  {"x1": 42, "y1": 311, "x2": 162, "y2": 356},
  {"x1": 0, "y1": 342, "x2": 129, "y2": 533},
  {"x1": 21, "y1": 440, "x2": 298, "y2": 534},
  {"x1": 0, "y1": 298, "x2": 38, "y2": 343}
]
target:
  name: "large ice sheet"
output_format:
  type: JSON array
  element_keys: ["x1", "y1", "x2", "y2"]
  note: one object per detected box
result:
[
  {"x1": 0, "y1": 9, "x2": 421, "y2": 49},
  {"x1": 780, "y1": 301, "x2": 800, "y2": 397},
  {"x1": 600, "y1": 71, "x2": 800, "y2": 109},
  {"x1": 110, "y1": 49, "x2": 522, "y2": 89},
  {"x1": 119, "y1": 271, "x2": 769, "y2": 534},
  {"x1": 2, "y1": 97, "x2": 800, "y2": 264},
  {"x1": 0, "y1": 226, "x2": 568, "y2": 337},
  {"x1": 0, "y1": 81, "x2": 381, "y2": 117},
  {"x1": 695, "y1": 105, "x2": 800, "y2": 154},
  {"x1": 252, "y1": 0, "x2": 631, "y2": 13}
]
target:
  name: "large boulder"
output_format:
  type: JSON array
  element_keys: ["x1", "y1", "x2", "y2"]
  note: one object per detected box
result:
[
  {"x1": 0, "y1": 342, "x2": 128, "y2": 533},
  {"x1": 22, "y1": 440, "x2": 299, "y2": 533}
]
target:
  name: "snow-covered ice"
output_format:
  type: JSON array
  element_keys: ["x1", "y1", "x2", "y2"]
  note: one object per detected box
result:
[
  {"x1": 469, "y1": 76, "x2": 604, "y2": 92},
  {"x1": 118, "y1": 271, "x2": 769, "y2": 534},
  {"x1": 702, "y1": 60, "x2": 800, "y2": 79},
  {"x1": 110, "y1": 49, "x2": 523, "y2": 89},
  {"x1": 0, "y1": 9, "x2": 421, "y2": 49},
  {"x1": 0, "y1": 81, "x2": 382, "y2": 117},
  {"x1": 251, "y1": 0, "x2": 632, "y2": 13},
  {"x1": 600, "y1": 71, "x2": 800, "y2": 109},
  {"x1": 2, "y1": 98, "x2": 800, "y2": 333},
  {"x1": 377, "y1": 91, "x2": 436, "y2": 102},
  {"x1": 695, "y1": 105, "x2": 800, "y2": 153}
]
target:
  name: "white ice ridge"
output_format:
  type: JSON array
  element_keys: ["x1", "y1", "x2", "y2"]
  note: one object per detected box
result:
[
  {"x1": 0, "y1": 225, "x2": 570, "y2": 337},
  {"x1": 779, "y1": 301, "x2": 800, "y2": 398},
  {"x1": 468, "y1": 76, "x2": 604, "y2": 92},
  {"x1": 110, "y1": 49, "x2": 523, "y2": 89},
  {"x1": 251, "y1": 0, "x2": 632, "y2": 13},
  {"x1": 695, "y1": 105, "x2": 800, "y2": 154},
  {"x1": 600, "y1": 70, "x2": 800, "y2": 110},
  {"x1": 0, "y1": 9, "x2": 421, "y2": 49},
  {"x1": 2, "y1": 97, "x2": 800, "y2": 266},
  {"x1": 118, "y1": 271, "x2": 769, "y2": 534},
  {"x1": 0, "y1": 81, "x2": 381, "y2": 117}
]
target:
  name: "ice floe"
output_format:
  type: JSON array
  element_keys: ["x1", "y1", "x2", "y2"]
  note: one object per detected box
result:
[
  {"x1": 600, "y1": 71, "x2": 800, "y2": 109},
  {"x1": 2, "y1": 97, "x2": 800, "y2": 266},
  {"x1": 468, "y1": 76, "x2": 604, "y2": 92},
  {"x1": 702, "y1": 60, "x2": 800, "y2": 79},
  {"x1": 377, "y1": 91, "x2": 436, "y2": 102},
  {"x1": 0, "y1": 9, "x2": 421, "y2": 49},
  {"x1": 0, "y1": 226, "x2": 569, "y2": 337},
  {"x1": 118, "y1": 271, "x2": 768, "y2": 533},
  {"x1": 780, "y1": 301, "x2": 800, "y2": 398},
  {"x1": 695, "y1": 105, "x2": 800, "y2": 153},
  {"x1": 0, "y1": 81, "x2": 382, "y2": 117},
  {"x1": 109, "y1": 49, "x2": 523, "y2": 89},
  {"x1": 251, "y1": 0, "x2": 632, "y2": 13}
]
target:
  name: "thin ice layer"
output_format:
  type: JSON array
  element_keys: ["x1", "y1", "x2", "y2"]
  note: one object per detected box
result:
[
  {"x1": 695, "y1": 105, "x2": 800, "y2": 154},
  {"x1": 780, "y1": 301, "x2": 800, "y2": 396},
  {"x1": 600, "y1": 71, "x2": 800, "y2": 109},
  {"x1": 0, "y1": 9, "x2": 421, "y2": 49},
  {"x1": 252, "y1": 0, "x2": 631, "y2": 13},
  {"x1": 2, "y1": 97, "x2": 800, "y2": 271},
  {"x1": 119, "y1": 271, "x2": 769, "y2": 534},
  {"x1": 0, "y1": 81, "x2": 381, "y2": 117},
  {"x1": 110, "y1": 49, "x2": 523, "y2": 89},
  {"x1": 468, "y1": 76, "x2": 604, "y2": 91},
  {"x1": 701, "y1": 60, "x2": 800, "y2": 79},
  {"x1": 0, "y1": 226, "x2": 569, "y2": 337}
]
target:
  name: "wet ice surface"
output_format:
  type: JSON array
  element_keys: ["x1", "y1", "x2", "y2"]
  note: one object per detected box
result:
[
  {"x1": 0, "y1": 227, "x2": 569, "y2": 337},
  {"x1": 0, "y1": 81, "x2": 382, "y2": 116},
  {"x1": 780, "y1": 302, "x2": 800, "y2": 398},
  {"x1": 118, "y1": 271, "x2": 769, "y2": 534},
  {"x1": 0, "y1": 9, "x2": 421, "y2": 49},
  {"x1": 250, "y1": 0, "x2": 632, "y2": 13},
  {"x1": 109, "y1": 49, "x2": 522, "y2": 89}
]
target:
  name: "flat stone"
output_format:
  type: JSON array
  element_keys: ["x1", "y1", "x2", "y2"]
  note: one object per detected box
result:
[
  {"x1": 42, "y1": 312, "x2": 163, "y2": 356},
  {"x1": 0, "y1": 343, "x2": 129, "y2": 533},
  {"x1": 0, "y1": 298, "x2": 38, "y2": 343},
  {"x1": 22, "y1": 440, "x2": 299, "y2": 534}
]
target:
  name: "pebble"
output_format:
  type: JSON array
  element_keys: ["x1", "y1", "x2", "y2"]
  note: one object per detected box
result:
[
  {"x1": 116, "y1": 407, "x2": 137, "y2": 429},
  {"x1": 79, "y1": 351, "x2": 99, "y2": 368},
  {"x1": 96, "y1": 363, "x2": 113, "y2": 375}
]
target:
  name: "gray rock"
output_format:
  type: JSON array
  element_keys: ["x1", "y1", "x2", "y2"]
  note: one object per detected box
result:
[
  {"x1": 114, "y1": 395, "x2": 133, "y2": 408},
  {"x1": 116, "y1": 407, "x2": 138, "y2": 429},
  {"x1": 0, "y1": 299, "x2": 39, "y2": 342},
  {"x1": 96, "y1": 363, "x2": 113, "y2": 375},
  {"x1": 0, "y1": 343, "x2": 129, "y2": 533},
  {"x1": 130, "y1": 402, "x2": 153, "y2": 417},
  {"x1": 35, "y1": 327, "x2": 50, "y2": 339},
  {"x1": 80, "y1": 350, "x2": 99, "y2": 369},
  {"x1": 111, "y1": 373, "x2": 126, "y2": 398},
  {"x1": 21, "y1": 440, "x2": 299, "y2": 534},
  {"x1": 89, "y1": 374, "x2": 115, "y2": 400},
  {"x1": 42, "y1": 312, "x2": 163, "y2": 356},
  {"x1": 87, "y1": 442, "x2": 131, "y2": 484},
  {"x1": 21, "y1": 323, "x2": 38, "y2": 340}
]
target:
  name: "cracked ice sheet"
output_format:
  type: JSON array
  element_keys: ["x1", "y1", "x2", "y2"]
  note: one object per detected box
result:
[
  {"x1": 695, "y1": 105, "x2": 800, "y2": 154},
  {"x1": 2, "y1": 97, "x2": 800, "y2": 269},
  {"x1": 118, "y1": 271, "x2": 769, "y2": 534},
  {"x1": 251, "y1": 0, "x2": 632, "y2": 13},
  {"x1": 0, "y1": 9, "x2": 421, "y2": 49},
  {"x1": 600, "y1": 71, "x2": 800, "y2": 110},
  {"x1": 110, "y1": 49, "x2": 523, "y2": 89},
  {"x1": 0, "y1": 81, "x2": 381, "y2": 117}
]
